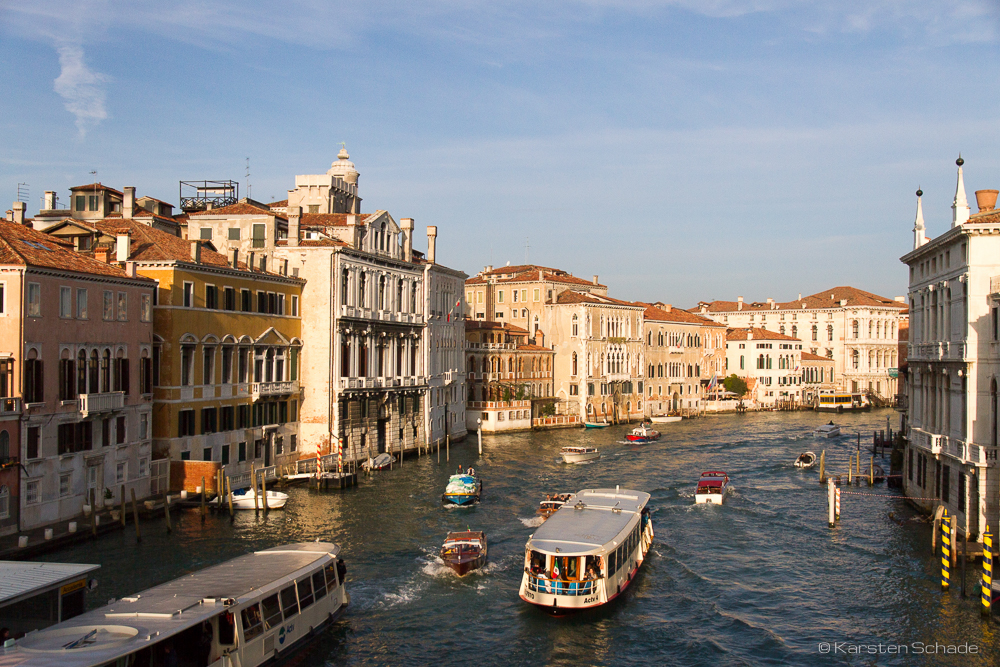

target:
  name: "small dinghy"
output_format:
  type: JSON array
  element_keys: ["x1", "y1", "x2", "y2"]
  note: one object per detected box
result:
[
  {"x1": 442, "y1": 468, "x2": 482, "y2": 505},
  {"x1": 814, "y1": 422, "x2": 841, "y2": 438},
  {"x1": 583, "y1": 421, "x2": 610, "y2": 429},
  {"x1": 560, "y1": 446, "x2": 600, "y2": 464},
  {"x1": 362, "y1": 452, "x2": 394, "y2": 471},
  {"x1": 440, "y1": 531, "x2": 488, "y2": 576},
  {"x1": 217, "y1": 487, "x2": 289, "y2": 510},
  {"x1": 794, "y1": 451, "x2": 817, "y2": 468},
  {"x1": 626, "y1": 424, "x2": 660, "y2": 443},
  {"x1": 537, "y1": 493, "x2": 572, "y2": 520}
]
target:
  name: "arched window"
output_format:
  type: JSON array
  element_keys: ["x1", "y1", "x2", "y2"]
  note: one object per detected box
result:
[
  {"x1": 852, "y1": 320, "x2": 859, "y2": 339},
  {"x1": 359, "y1": 272, "x2": 367, "y2": 308},
  {"x1": 827, "y1": 324, "x2": 834, "y2": 342},
  {"x1": 508, "y1": 358, "x2": 514, "y2": 373},
  {"x1": 468, "y1": 356, "x2": 476, "y2": 373},
  {"x1": 780, "y1": 326, "x2": 785, "y2": 335},
  {"x1": 77, "y1": 349, "x2": 87, "y2": 395},
  {"x1": 397, "y1": 280, "x2": 404, "y2": 312},
  {"x1": 852, "y1": 349, "x2": 859, "y2": 369},
  {"x1": 378, "y1": 275, "x2": 386, "y2": 310},
  {"x1": 572, "y1": 353, "x2": 578, "y2": 376},
  {"x1": 758, "y1": 354, "x2": 764, "y2": 369},
  {"x1": 341, "y1": 269, "x2": 349, "y2": 305},
  {"x1": 811, "y1": 324, "x2": 818, "y2": 341},
  {"x1": 792, "y1": 326, "x2": 797, "y2": 339}
]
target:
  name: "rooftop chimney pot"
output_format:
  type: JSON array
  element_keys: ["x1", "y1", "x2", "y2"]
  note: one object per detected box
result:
[
  {"x1": 189, "y1": 240, "x2": 201, "y2": 263},
  {"x1": 288, "y1": 206, "x2": 301, "y2": 247},
  {"x1": 11, "y1": 202, "x2": 25, "y2": 225},
  {"x1": 123, "y1": 186, "x2": 136, "y2": 219},
  {"x1": 400, "y1": 217, "x2": 414, "y2": 262},
  {"x1": 230, "y1": 247, "x2": 239, "y2": 269},
  {"x1": 975, "y1": 189, "x2": 999, "y2": 213},
  {"x1": 426, "y1": 226, "x2": 437, "y2": 264},
  {"x1": 116, "y1": 233, "x2": 130, "y2": 262}
]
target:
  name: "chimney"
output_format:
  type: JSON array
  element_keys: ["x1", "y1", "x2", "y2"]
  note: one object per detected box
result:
[
  {"x1": 346, "y1": 214, "x2": 359, "y2": 248},
  {"x1": 592, "y1": 275, "x2": 599, "y2": 285},
  {"x1": 116, "y1": 233, "x2": 130, "y2": 262},
  {"x1": 976, "y1": 189, "x2": 999, "y2": 213},
  {"x1": 248, "y1": 251, "x2": 255, "y2": 271},
  {"x1": 123, "y1": 186, "x2": 136, "y2": 219},
  {"x1": 190, "y1": 240, "x2": 202, "y2": 263},
  {"x1": 125, "y1": 261, "x2": 137, "y2": 277},
  {"x1": 766, "y1": 298, "x2": 773, "y2": 306},
  {"x1": 281, "y1": 259, "x2": 288, "y2": 276},
  {"x1": 5, "y1": 210, "x2": 11, "y2": 222},
  {"x1": 205, "y1": 202, "x2": 214, "y2": 211},
  {"x1": 737, "y1": 296, "x2": 743, "y2": 311},
  {"x1": 400, "y1": 217, "x2": 414, "y2": 262},
  {"x1": 259, "y1": 255, "x2": 267, "y2": 272},
  {"x1": 12, "y1": 202, "x2": 25, "y2": 225},
  {"x1": 486, "y1": 265, "x2": 493, "y2": 273},
  {"x1": 840, "y1": 299, "x2": 847, "y2": 307},
  {"x1": 534, "y1": 329, "x2": 544, "y2": 347},
  {"x1": 230, "y1": 248, "x2": 239, "y2": 268},
  {"x1": 95, "y1": 246, "x2": 111, "y2": 263},
  {"x1": 664, "y1": 304, "x2": 672, "y2": 312},
  {"x1": 288, "y1": 206, "x2": 301, "y2": 247},
  {"x1": 43, "y1": 191, "x2": 56, "y2": 210},
  {"x1": 426, "y1": 226, "x2": 437, "y2": 264},
  {"x1": 538, "y1": 270, "x2": 543, "y2": 281}
]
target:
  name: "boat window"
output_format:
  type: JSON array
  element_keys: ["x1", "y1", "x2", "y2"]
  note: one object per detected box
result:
[
  {"x1": 313, "y1": 571, "x2": 327, "y2": 600},
  {"x1": 280, "y1": 584, "x2": 299, "y2": 620},
  {"x1": 609, "y1": 549, "x2": 617, "y2": 575},
  {"x1": 219, "y1": 611, "x2": 236, "y2": 646},
  {"x1": 261, "y1": 594, "x2": 282, "y2": 630},
  {"x1": 242, "y1": 603, "x2": 265, "y2": 641},
  {"x1": 325, "y1": 564, "x2": 339, "y2": 592},
  {"x1": 528, "y1": 550, "x2": 545, "y2": 575},
  {"x1": 557, "y1": 556, "x2": 578, "y2": 580},
  {"x1": 298, "y1": 576, "x2": 314, "y2": 610}
]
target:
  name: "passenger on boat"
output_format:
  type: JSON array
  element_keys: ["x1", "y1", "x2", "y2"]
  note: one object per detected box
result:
[
  {"x1": 457, "y1": 464, "x2": 463, "y2": 474},
  {"x1": 467, "y1": 467, "x2": 475, "y2": 476}
]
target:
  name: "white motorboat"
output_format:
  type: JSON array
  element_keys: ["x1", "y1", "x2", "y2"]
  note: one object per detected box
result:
[
  {"x1": 695, "y1": 471, "x2": 730, "y2": 505},
  {"x1": 794, "y1": 451, "x2": 817, "y2": 468},
  {"x1": 362, "y1": 453, "x2": 394, "y2": 471},
  {"x1": 217, "y1": 487, "x2": 289, "y2": 510},
  {"x1": 560, "y1": 446, "x2": 600, "y2": 464},
  {"x1": 649, "y1": 416, "x2": 682, "y2": 423},
  {"x1": 814, "y1": 423, "x2": 841, "y2": 438}
]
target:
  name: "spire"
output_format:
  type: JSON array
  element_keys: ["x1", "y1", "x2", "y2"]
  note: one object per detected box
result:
[
  {"x1": 952, "y1": 154, "x2": 970, "y2": 226},
  {"x1": 913, "y1": 187, "x2": 926, "y2": 250}
]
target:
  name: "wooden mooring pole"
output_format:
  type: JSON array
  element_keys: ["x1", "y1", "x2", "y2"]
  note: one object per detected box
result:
[
  {"x1": 262, "y1": 474, "x2": 270, "y2": 514},
  {"x1": 90, "y1": 489, "x2": 97, "y2": 536},
  {"x1": 130, "y1": 488, "x2": 141, "y2": 543},
  {"x1": 982, "y1": 526, "x2": 993, "y2": 617},
  {"x1": 164, "y1": 493, "x2": 173, "y2": 533},
  {"x1": 941, "y1": 511, "x2": 951, "y2": 591},
  {"x1": 818, "y1": 450, "x2": 826, "y2": 484},
  {"x1": 226, "y1": 475, "x2": 234, "y2": 519},
  {"x1": 200, "y1": 476, "x2": 206, "y2": 521}
]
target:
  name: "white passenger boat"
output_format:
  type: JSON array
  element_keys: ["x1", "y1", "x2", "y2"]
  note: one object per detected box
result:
[
  {"x1": 1, "y1": 542, "x2": 348, "y2": 667},
  {"x1": 814, "y1": 423, "x2": 841, "y2": 438},
  {"x1": 215, "y1": 487, "x2": 289, "y2": 510},
  {"x1": 560, "y1": 446, "x2": 600, "y2": 464},
  {"x1": 649, "y1": 416, "x2": 682, "y2": 423},
  {"x1": 519, "y1": 487, "x2": 653, "y2": 612},
  {"x1": 695, "y1": 471, "x2": 730, "y2": 505}
]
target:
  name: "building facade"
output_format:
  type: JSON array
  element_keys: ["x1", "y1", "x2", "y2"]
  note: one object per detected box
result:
[
  {"x1": 725, "y1": 328, "x2": 804, "y2": 407},
  {"x1": 424, "y1": 251, "x2": 468, "y2": 447},
  {"x1": 900, "y1": 158, "x2": 1000, "y2": 539},
  {"x1": 800, "y1": 352, "x2": 836, "y2": 405}
]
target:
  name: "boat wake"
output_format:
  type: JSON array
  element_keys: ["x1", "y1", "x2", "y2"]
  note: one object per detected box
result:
[{"x1": 519, "y1": 516, "x2": 545, "y2": 528}]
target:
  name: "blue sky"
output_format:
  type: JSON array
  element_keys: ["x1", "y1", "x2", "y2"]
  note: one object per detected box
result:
[{"x1": 1, "y1": 1, "x2": 998, "y2": 305}]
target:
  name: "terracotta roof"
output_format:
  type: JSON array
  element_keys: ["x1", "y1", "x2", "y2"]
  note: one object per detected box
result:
[
  {"x1": 466, "y1": 320, "x2": 529, "y2": 334},
  {"x1": 69, "y1": 183, "x2": 123, "y2": 196},
  {"x1": 466, "y1": 267, "x2": 603, "y2": 288},
  {"x1": 191, "y1": 202, "x2": 287, "y2": 220},
  {"x1": 693, "y1": 286, "x2": 906, "y2": 313},
  {"x1": 482, "y1": 264, "x2": 560, "y2": 276},
  {"x1": 276, "y1": 238, "x2": 347, "y2": 248},
  {"x1": 268, "y1": 200, "x2": 288, "y2": 208},
  {"x1": 968, "y1": 209, "x2": 1000, "y2": 225},
  {"x1": 516, "y1": 343, "x2": 551, "y2": 351},
  {"x1": 801, "y1": 352, "x2": 832, "y2": 362},
  {"x1": 554, "y1": 291, "x2": 638, "y2": 308},
  {"x1": 0, "y1": 219, "x2": 145, "y2": 280},
  {"x1": 88, "y1": 219, "x2": 288, "y2": 276},
  {"x1": 726, "y1": 327, "x2": 800, "y2": 342},
  {"x1": 639, "y1": 302, "x2": 726, "y2": 327},
  {"x1": 299, "y1": 212, "x2": 376, "y2": 228},
  {"x1": 137, "y1": 196, "x2": 173, "y2": 206}
]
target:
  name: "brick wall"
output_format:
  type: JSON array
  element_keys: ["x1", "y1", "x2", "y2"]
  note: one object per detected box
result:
[{"x1": 170, "y1": 460, "x2": 222, "y2": 493}]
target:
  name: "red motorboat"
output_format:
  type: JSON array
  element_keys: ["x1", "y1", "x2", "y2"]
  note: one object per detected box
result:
[
  {"x1": 440, "y1": 531, "x2": 488, "y2": 576},
  {"x1": 626, "y1": 424, "x2": 660, "y2": 443}
]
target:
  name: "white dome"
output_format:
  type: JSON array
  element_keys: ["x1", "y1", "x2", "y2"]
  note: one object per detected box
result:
[{"x1": 327, "y1": 147, "x2": 359, "y2": 184}]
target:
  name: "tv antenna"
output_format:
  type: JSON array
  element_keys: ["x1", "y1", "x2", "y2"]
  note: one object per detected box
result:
[
  {"x1": 16, "y1": 183, "x2": 29, "y2": 202},
  {"x1": 524, "y1": 236, "x2": 530, "y2": 265},
  {"x1": 245, "y1": 158, "x2": 251, "y2": 200}
]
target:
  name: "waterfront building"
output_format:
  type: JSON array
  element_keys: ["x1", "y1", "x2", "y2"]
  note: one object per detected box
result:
[
  {"x1": 465, "y1": 320, "x2": 555, "y2": 432},
  {"x1": 800, "y1": 352, "x2": 836, "y2": 406},
  {"x1": 899, "y1": 158, "x2": 1000, "y2": 538},
  {"x1": 639, "y1": 302, "x2": 726, "y2": 416},
  {"x1": 693, "y1": 287, "x2": 907, "y2": 400},
  {"x1": 725, "y1": 328, "x2": 804, "y2": 408},
  {"x1": 0, "y1": 409, "x2": 20, "y2": 536},
  {"x1": 423, "y1": 250, "x2": 468, "y2": 447},
  {"x1": 0, "y1": 218, "x2": 155, "y2": 532}
]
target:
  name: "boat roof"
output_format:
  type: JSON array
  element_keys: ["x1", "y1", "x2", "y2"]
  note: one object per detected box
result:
[
  {"x1": 561, "y1": 446, "x2": 596, "y2": 452},
  {"x1": 700, "y1": 471, "x2": 728, "y2": 477},
  {"x1": 5, "y1": 543, "x2": 339, "y2": 667},
  {"x1": 444, "y1": 531, "x2": 484, "y2": 541},
  {"x1": 528, "y1": 488, "x2": 649, "y2": 556},
  {"x1": 697, "y1": 479, "x2": 725, "y2": 488},
  {"x1": 0, "y1": 562, "x2": 100, "y2": 607}
]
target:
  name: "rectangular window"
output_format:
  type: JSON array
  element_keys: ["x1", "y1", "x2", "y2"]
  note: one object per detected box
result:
[
  {"x1": 291, "y1": 434, "x2": 297, "y2": 452},
  {"x1": 268, "y1": 293, "x2": 276, "y2": 314},
  {"x1": 257, "y1": 291, "x2": 267, "y2": 314},
  {"x1": 140, "y1": 294, "x2": 151, "y2": 322},
  {"x1": 116, "y1": 461, "x2": 127, "y2": 483},
  {"x1": 75, "y1": 195, "x2": 85, "y2": 211},
  {"x1": 291, "y1": 295, "x2": 299, "y2": 317},
  {"x1": 941, "y1": 465, "x2": 950, "y2": 504},
  {"x1": 199, "y1": 227, "x2": 213, "y2": 240},
  {"x1": 183, "y1": 282, "x2": 193, "y2": 307},
  {"x1": 88, "y1": 195, "x2": 98, "y2": 211},
  {"x1": 202, "y1": 407, "x2": 217, "y2": 434},
  {"x1": 101, "y1": 290, "x2": 113, "y2": 320},
  {"x1": 203, "y1": 348, "x2": 214, "y2": 385},
  {"x1": 117, "y1": 292, "x2": 127, "y2": 320},
  {"x1": 958, "y1": 472, "x2": 967, "y2": 510},
  {"x1": 205, "y1": 285, "x2": 218, "y2": 310},
  {"x1": 228, "y1": 227, "x2": 241, "y2": 241},
  {"x1": 277, "y1": 294, "x2": 285, "y2": 315},
  {"x1": 238, "y1": 404, "x2": 250, "y2": 429},
  {"x1": 140, "y1": 412, "x2": 148, "y2": 439},
  {"x1": 138, "y1": 456, "x2": 148, "y2": 477},
  {"x1": 27, "y1": 283, "x2": 41, "y2": 317},
  {"x1": 178, "y1": 409, "x2": 196, "y2": 437},
  {"x1": 60, "y1": 286, "x2": 72, "y2": 318},
  {"x1": 116, "y1": 415, "x2": 126, "y2": 444},
  {"x1": 224, "y1": 287, "x2": 236, "y2": 311},
  {"x1": 26, "y1": 426, "x2": 40, "y2": 459},
  {"x1": 497, "y1": 290, "x2": 504, "y2": 303},
  {"x1": 241, "y1": 289, "x2": 251, "y2": 312},
  {"x1": 203, "y1": 447, "x2": 213, "y2": 461},
  {"x1": 24, "y1": 358, "x2": 43, "y2": 403},
  {"x1": 238, "y1": 441, "x2": 247, "y2": 462},
  {"x1": 25, "y1": 480, "x2": 39, "y2": 505},
  {"x1": 221, "y1": 444, "x2": 230, "y2": 465},
  {"x1": 59, "y1": 473, "x2": 71, "y2": 497},
  {"x1": 252, "y1": 223, "x2": 266, "y2": 248},
  {"x1": 221, "y1": 405, "x2": 234, "y2": 431}
]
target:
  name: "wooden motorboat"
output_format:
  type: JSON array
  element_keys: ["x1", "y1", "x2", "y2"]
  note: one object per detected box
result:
[
  {"x1": 537, "y1": 493, "x2": 572, "y2": 520},
  {"x1": 362, "y1": 452, "x2": 394, "y2": 471},
  {"x1": 650, "y1": 415, "x2": 682, "y2": 423},
  {"x1": 216, "y1": 487, "x2": 289, "y2": 510},
  {"x1": 626, "y1": 424, "x2": 660, "y2": 443},
  {"x1": 584, "y1": 421, "x2": 610, "y2": 429},
  {"x1": 695, "y1": 471, "x2": 730, "y2": 505},
  {"x1": 440, "y1": 531, "x2": 488, "y2": 576},
  {"x1": 794, "y1": 451, "x2": 817, "y2": 468},
  {"x1": 561, "y1": 446, "x2": 600, "y2": 464},
  {"x1": 814, "y1": 423, "x2": 841, "y2": 438},
  {"x1": 442, "y1": 469, "x2": 482, "y2": 505}
]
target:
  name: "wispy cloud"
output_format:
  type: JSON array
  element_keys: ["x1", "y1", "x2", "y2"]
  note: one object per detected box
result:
[{"x1": 52, "y1": 44, "x2": 109, "y2": 138}]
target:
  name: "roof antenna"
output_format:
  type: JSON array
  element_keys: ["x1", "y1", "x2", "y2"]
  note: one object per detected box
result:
[
  {"x1": 245, "y1": 158, "x2": 251, "y2": 200},
  {"x1": 524, "y1": 236, "x2": 530, "y2": 265}
]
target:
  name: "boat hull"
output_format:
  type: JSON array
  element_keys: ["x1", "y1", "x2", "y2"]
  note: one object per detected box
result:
[
  {"x1": 583, "y1": 422, "x2": 610, "y2": 429},
  {"x1": 561, "y1": 451, "x2": 600, "y2": 464},
  {"x1": 626, "y1": 435, "x2": 660, "y2": 443},
  {"x1": 650, "y1": 416, "x2": 682, "y2": 423},
  {"x1": 442, "y1": 481, "x2": 482, "y2": 505},
  {"x1": 695, "y1": 492, "x2": 726, "y2": 505},
  {"x1": 814, "y1": 428, "x2": 841, "y2": 438},
  {"x1": 443, "y1": 553, "x2": 486, "y2": 576}
]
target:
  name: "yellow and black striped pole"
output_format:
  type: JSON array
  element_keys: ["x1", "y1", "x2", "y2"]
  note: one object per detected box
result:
[
  {"x1": 940, "y1": 511, "x2": 951, "y2": 591},
  {"x1": 982, "y1": 525, "x2": 993, "y2": 617}
]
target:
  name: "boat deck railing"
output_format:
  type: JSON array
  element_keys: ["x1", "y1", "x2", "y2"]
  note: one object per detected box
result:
[{"x1": 526, "y1": 574, "x2": 597, "y2": 596}]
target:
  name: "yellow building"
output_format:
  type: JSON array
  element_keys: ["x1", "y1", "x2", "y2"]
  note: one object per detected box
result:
[{"x1": 58, "y1": 219, "x2": 305, "y2": 477}]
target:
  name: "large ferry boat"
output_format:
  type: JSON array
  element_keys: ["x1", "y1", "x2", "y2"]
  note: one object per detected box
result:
[
  {"x1": 519, "y1": 487, "x2": 653, "y2": 612},
  {"x1": 1, "y1": 542, "x2": 348, "y2": 667}
]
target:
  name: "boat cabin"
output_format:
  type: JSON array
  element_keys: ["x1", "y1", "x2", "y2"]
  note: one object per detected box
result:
[{"x1": 0, "y1": 562, "x2": 99, "y2": 638}]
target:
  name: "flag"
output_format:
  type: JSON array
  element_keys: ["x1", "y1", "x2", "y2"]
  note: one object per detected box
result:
[
  {"x1": 707, "y1": 373, "x2": 718, "y2": 390},
  {"x1": 448, "y1": 298, "x2": 462, "y2": 322}
]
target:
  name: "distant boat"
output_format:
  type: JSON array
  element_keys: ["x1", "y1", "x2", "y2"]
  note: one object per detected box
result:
[
  {"x1": 626, "y1": 424, "x2": 660, "y2": 443},
  {"x1": 695, "y1": 471, "x2": 730, "y2": 505},
  {"x1": 537, "y1": 494, "x2": 571, "y2": 521},
  {"x1": 362, "y1": 453, "x2": 394, "y2": 470},
  {"x1": 814, "y1": 423, "x2": 841, "y2": 438},
  {"x1": 650, "y1": 416, "x2": 682, "y2": 424},
  {"x1": 584, "y1": 421, "x2": 610, "y2": 429},
  {"x1": 794, "y1": 451, "x2": 817, "y2": 469},
  {"x1": 441, "y1": 531, "x2": 488, "y2": 576},
  {"x1": 442, "y1": 470, "x2": 482, "y2": 506},
  {"x1": 561, "y1": 446, "x2": 600, "y2": 464}
]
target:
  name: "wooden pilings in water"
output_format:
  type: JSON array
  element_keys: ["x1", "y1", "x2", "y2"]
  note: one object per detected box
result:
[
  {"x1": 818, "y1": 450, "x2": 826, "y2": 483},
  {"x1": 130, "y1": 488, "x2": 141, "y2": 543}
]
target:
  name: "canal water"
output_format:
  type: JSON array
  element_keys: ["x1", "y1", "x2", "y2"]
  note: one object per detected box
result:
[{"x1": 41, "y1": 410, "x2": 1000, "y2": 665}]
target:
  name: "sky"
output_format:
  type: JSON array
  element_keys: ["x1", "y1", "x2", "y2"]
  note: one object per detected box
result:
[{"x1": 1, "y1": 0, "x2": 998, "y2": 306}]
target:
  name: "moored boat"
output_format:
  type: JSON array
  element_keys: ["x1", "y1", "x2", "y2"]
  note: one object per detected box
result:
[
  {"x1": 794, "y1": 451, "x2": 817, "y2": 468},
  {"x1": 583, "y1": 421, "x2": 610, "y2": 429},
  {"x1": 216, "y1": 487, "x2": 289, "y2": 510},
  {"x1": 442, "y1": 469, "x2": 482, "y2": 506},
  {"x1": 649, "y1": 415, "x2": 682, "y2": 423},
  {"x1": 440, "y1": 531, "x2": 488, "y2": 576},
  {"x1": 1, "y1": 542, "x2": 349, "y2": 667},
  {"x1": 695, "y1": 471, "x2": 730, "y2": 505},
  {"x1": 560, "y1": 446, "x2": 600, "y2": 464},
  {"x1": 626, "y1": 424, "x2": 660, "y2": 443},
  {"x1": 814, "y1": 422, "x2": 841, "y2": 438},
  {"x1": 520, "y1": 487, "x2": 653, "y2": 612},
  {"x1": 537, "y1": 493, "x2": 572, "y2": 520},
  {"x1": 362, "y1": 452, "x2": 394, "y2": 470}
]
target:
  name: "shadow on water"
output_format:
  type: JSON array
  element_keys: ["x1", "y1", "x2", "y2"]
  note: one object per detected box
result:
[{"x1": 40, "y1": 410, "x2": 1000, "y2": 666}]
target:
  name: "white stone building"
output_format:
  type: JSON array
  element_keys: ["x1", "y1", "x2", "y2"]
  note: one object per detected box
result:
[
  {"x1": 900, "y1": 157, "x2": 1000, "y2": 539},
  {"x1": 725, "y1": 328, "x2": 804, "y2": 407}
]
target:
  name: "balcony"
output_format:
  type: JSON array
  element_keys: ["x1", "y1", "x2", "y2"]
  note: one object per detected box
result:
[
  {"x1": 909, "y1": 341, "x2": 967, "y2": 362},
  {"x1": 668, "y1": 346, "x2": 684, "y2": 354},
  {"x1": 910, "y1": 428, "x2": 943, "y2": 455},
  {"x1": 337, "y1": 376, "x2": 425, "y2": 390},
  {"x1": 0, "y1": 397, "x2": 21, "y2": 415},
  {"x1": 79, "y1": 392, "x2": 125, "y2": 417},
  {"x1": 467, "y1": 342, "x2": 516, "y2": 350},
  {"x1": 251, "y1": 380, "x2": 299, "y2": 400},
  {"x1": 340, "y1": 304, "x2": 423, "y2": 325}
]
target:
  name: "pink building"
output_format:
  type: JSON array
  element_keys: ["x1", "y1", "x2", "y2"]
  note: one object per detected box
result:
[{"x1": 0, "y1": 219, "x2": 155, "y2": 532}]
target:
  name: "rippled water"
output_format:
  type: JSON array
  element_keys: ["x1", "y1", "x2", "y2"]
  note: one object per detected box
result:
[{"x1": 41, "y1": 410, "x2": 1000, "y2": 665}]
